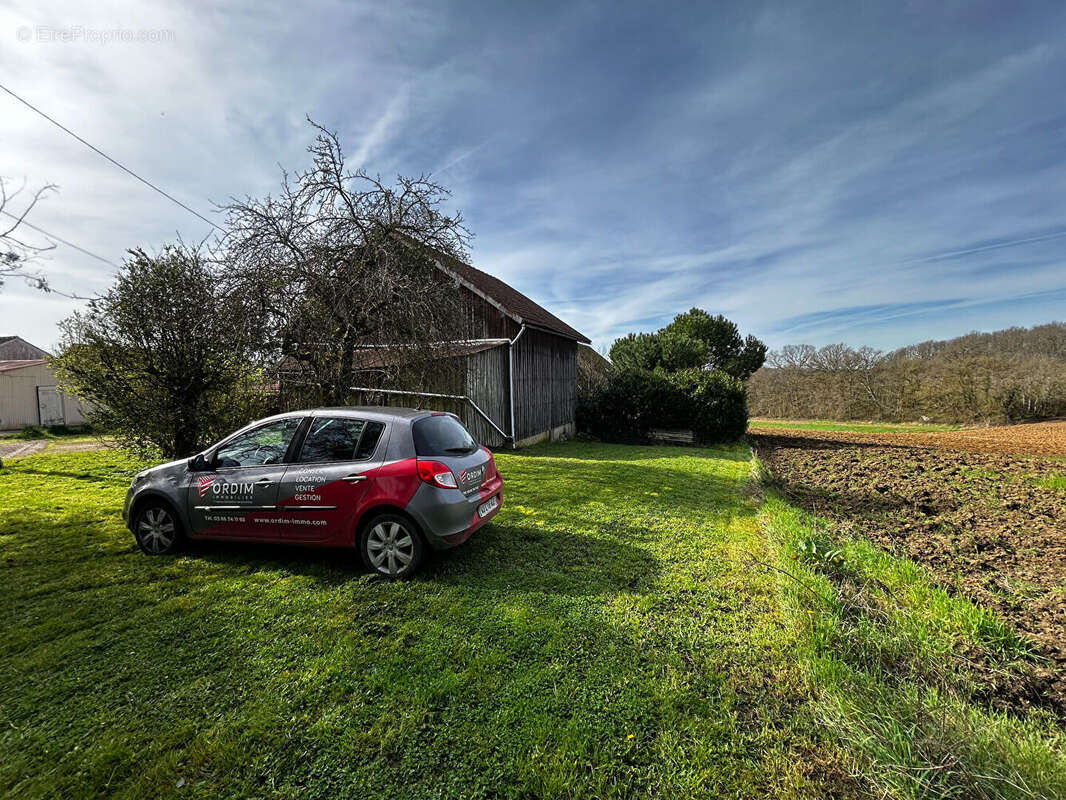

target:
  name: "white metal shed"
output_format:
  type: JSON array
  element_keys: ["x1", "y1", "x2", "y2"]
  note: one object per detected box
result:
[{"x1": 0, "y1": 359, "x2": 89, "y2": 430}]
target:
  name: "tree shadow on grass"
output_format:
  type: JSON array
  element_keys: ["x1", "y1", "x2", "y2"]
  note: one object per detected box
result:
[{"x1": 1, "y1": 466, "x2": 122, "y2": 483}]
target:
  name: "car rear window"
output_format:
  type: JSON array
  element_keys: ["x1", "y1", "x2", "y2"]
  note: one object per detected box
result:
[{"x1": 412, "y1": 415, "x2": 477, "y2": 456}]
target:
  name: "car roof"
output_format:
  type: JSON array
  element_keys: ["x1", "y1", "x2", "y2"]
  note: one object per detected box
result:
[{"x1": 274, "y1": 406, "x2": 436, "y2": 422}]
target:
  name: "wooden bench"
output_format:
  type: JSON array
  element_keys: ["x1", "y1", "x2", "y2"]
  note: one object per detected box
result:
[{"x1": 647, "y1": 428, "x2": 696, "y2": 445}]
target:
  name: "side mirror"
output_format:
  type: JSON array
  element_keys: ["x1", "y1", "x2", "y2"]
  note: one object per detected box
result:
[{"x1": 188, "y1": 453, "x2": 210, "y2": 472}]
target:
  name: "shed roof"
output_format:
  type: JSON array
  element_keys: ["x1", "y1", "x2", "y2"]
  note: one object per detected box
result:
[{"x1": 0, "y1": 359, "x2": 48, "y2": 373}]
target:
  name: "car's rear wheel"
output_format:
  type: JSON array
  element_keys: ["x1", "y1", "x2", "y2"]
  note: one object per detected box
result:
[
  {"x1": 133, "y1": 502, "x2": 182, "y2": 555},
  {"x1": 360, "y1": 513, "x2": 424, "y2": 579}
]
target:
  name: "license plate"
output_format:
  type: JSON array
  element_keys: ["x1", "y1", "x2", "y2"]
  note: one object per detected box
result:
[{"x1": 478, "y1": 496, "x2": 499, "y2": 518}]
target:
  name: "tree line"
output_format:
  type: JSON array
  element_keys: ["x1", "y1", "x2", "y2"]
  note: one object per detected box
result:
[{"x1": 748, "y1": 323, "x2": 1066, "y2": 424}]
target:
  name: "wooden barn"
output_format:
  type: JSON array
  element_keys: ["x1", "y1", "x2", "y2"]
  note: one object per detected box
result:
[{"x1": 350, "y1": 251, "x2": 590, "y2": 448}]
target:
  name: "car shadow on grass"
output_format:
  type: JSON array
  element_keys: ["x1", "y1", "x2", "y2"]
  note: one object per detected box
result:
[
  {"x1": 179, "y1": 521, "x2": 661, "y2": 597},
  {"x1": 421, "y1": 522, "x2": 662, "y2": 594}
]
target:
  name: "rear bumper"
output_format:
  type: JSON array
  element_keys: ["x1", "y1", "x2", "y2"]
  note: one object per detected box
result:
[{"x1": 407, "y1": 476, "x2": 503, "y2": 550}]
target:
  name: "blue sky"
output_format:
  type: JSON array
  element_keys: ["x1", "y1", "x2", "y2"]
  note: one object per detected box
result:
[{"x1": 2, "y1": 0, "x2": 1065, "y2": 353}]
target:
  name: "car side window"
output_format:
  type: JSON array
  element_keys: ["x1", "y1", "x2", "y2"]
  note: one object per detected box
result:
[
  {"x1": 215, "y1": 418, "x2": 302, "y2": 468},
  {"x1": 298, "y1": 417, "x2": 368, "y2": 463},
  {"x1": 355, "y1": 421, "x2": 385, "y2": 459}
]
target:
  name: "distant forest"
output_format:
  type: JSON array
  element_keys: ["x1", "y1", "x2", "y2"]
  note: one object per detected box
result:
[{"x1": 748, "y1": 322, "x2": 1066, "y2": 424}]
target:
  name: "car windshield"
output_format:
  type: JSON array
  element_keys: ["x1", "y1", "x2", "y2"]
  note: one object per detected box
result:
[
  {"x1": 412, "y1": 415, "x2": 477, "y2": 456},
  {"x1": 215, "y1": 418, "x2": 302, "y2": 468}
]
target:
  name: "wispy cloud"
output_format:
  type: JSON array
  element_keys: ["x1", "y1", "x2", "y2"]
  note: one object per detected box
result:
[{"x1": 2, "y1": 1, "x2": 1065, "y2": 353}]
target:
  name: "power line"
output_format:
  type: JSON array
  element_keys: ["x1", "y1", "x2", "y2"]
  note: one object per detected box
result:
[
  {"x1": 0, "y1": 82, "x2": 225, "y2": 233},
  {"x1": 1, "y1": 210, "x2": 121, "y2": 268}
]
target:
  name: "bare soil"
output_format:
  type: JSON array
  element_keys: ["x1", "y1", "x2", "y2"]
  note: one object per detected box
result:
[
  {"x1": 752, "y1": 426, "x2": 1066, "y2": 713},
  {"x1": 751, "y1": 420, "x2": 1066, "y2": 457}
]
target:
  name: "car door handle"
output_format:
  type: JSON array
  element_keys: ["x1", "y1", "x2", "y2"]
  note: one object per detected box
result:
[
  {"x1": 255, "y1": 478, "x2": 274, "y2": 486},
  {"x1": 343, "y1": 474, "x2": 368, "y2": 483}
]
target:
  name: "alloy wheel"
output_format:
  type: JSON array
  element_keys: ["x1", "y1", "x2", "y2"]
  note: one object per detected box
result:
[
  {"x1": 366, "y1": 520, "x2": 415, "y2": 577},
  {"x1": 138, "y1": 507, "x2": 176, "y2": 554}
]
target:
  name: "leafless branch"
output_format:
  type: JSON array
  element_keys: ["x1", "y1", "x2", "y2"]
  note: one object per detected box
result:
[{"x1": 219, "y1": 118, "x2": 472, "y2": 407}]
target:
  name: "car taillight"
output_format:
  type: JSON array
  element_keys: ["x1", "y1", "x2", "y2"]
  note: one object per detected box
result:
[
  {"x1": 481, "y1": 446, "x2": 498, "y2": 482},
  {"x1": 417, "y1": 460, "x2": 458, "y2": 489}
]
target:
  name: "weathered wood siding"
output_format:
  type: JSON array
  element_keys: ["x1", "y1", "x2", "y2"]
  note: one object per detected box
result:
[
  {"x1": 460, "y1": 291, "x2": 520, "y2": 340},
  {"x1": 349, "y1": 345, "x2": 510, "y2": 448},
  {"x1": 464, "y1": 345, "x2": 510, "y2": 447},
  {"x1": 348, "y1": 281, "x2": 579, "y2": 447},
  {"x1": 512, "y1": 329, "x2": 577, "y2": 441}
]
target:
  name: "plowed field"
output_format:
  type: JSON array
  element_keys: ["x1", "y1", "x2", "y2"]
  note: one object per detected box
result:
[
  {"x1": 750, "y1": 420, "x2": 1066, "y2": 457},
  {"x1": 752, "y1": 424, "x2": 1066, "y2": 713}
]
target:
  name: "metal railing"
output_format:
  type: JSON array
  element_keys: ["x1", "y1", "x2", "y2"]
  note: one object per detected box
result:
[{"x1": 349, "y1": 386, "x2": 512, "y2": 442}]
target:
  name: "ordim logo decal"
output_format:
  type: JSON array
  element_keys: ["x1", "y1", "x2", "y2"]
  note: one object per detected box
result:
[
  {"x1": 198, "y1": 476, "x2": 255, "y2": 501},
  {"x1": 460, "y1": 465, "x2": 484, "y2": 484}
]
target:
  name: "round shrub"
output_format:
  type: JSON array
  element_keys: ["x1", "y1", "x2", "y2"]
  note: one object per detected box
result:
[
  {"x1": 664, "y1": 368, "x2": 748, "y2": 442},
  {"x1": 577, "y1": 367, "x2": 747, "y2": 444}
]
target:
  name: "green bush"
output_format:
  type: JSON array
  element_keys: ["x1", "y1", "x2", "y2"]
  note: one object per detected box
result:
[{"x1": 577, "y1": 367, "x2": 747, "y2": 444}]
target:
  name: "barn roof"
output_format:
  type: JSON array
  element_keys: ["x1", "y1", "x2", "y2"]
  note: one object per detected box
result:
[
  {"x1": 391, "y1": 234, "x2": 588, "y2": 344},
  {"x1": 0, "y1": 336, "x2": 15, "y2": 345},
  {"x1": 0, "y1": 359, "x2": 47, "y2": 373},
  {"x1": 432, "y1": 251, "x2": 590, "y2": 343}
]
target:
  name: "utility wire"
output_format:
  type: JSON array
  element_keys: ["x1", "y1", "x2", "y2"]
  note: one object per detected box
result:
[
  {"x1": 0, "y1": 82, "x2": 225, "y2": 233},
  {"x1": 1, "y1": 211, "x2": 121, "y2": 268}
]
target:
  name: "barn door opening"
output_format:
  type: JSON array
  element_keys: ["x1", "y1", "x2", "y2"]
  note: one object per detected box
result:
[{"x1": 37, "y1": 386, "x2": 64, "y2": 426}]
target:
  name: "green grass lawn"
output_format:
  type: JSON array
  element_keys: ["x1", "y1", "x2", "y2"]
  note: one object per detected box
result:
[
  {"x1": 2, "y1": 443, "x2": 1063, "y2": 799},
  {"x1": 749, "y1": 418, "x2": 962, "y2": 434},
  {"x1": 0, "y1": 443, "x2": 839, "y2": 799}
]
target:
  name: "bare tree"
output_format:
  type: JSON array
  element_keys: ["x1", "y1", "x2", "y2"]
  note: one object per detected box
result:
[
  {"x1": 222, "y1": 120, "x2": 470, "y2": 407},
  {"x1": 0, "y1": 177, "x2": 57, "y2": 291},
  {"x1": 766, "y1": 344, "x2": 815, "y2": 369},
  {"x1": 749, "y1": 324, "x2": 1066, "y2": 424}
]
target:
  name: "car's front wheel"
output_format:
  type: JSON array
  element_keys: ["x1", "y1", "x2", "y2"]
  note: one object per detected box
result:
[
  {"x1": 133, "y1": 502, "x2": 182, "y2": 555},
  {"x1": 360, "y1": 513, "x2": 425, "y2": 579}
]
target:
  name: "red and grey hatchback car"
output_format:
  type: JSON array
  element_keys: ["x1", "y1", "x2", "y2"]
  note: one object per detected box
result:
[{"x1": 122, "y1": 408, "x2": 503, "y2": 578}]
